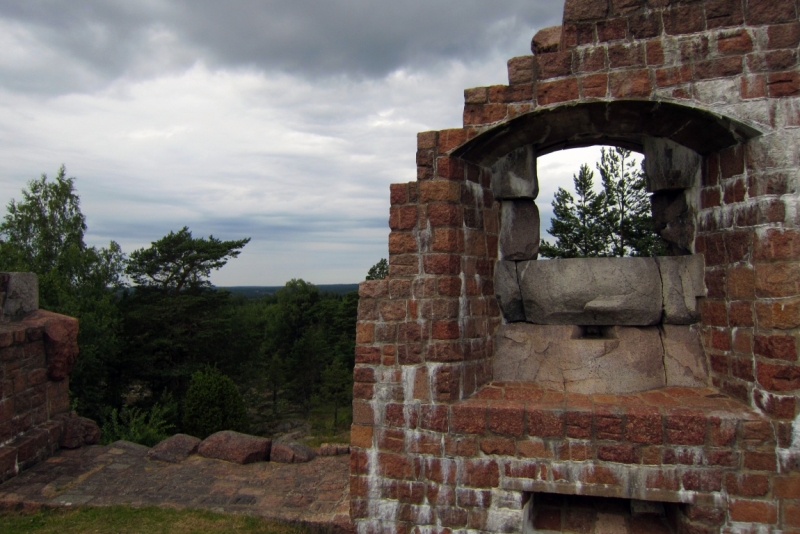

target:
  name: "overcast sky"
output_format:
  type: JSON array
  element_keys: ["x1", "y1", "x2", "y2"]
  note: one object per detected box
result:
[{"x1": 0, "y1": 0, "x2": 630, "y2": 286}]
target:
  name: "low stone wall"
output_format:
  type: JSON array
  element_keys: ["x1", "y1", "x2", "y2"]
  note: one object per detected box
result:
[{"x1": 0, "y1": 273, "x2": 95, "y2": 483}]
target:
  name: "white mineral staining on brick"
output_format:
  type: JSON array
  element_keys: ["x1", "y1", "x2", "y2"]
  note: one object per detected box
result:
[{"x1": 516, "y1": 257, "x2": 663, "y2": 326}]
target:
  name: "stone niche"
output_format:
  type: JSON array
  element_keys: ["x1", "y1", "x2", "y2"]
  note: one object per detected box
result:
[{"x1": 492, "y1": 142, "x2": 709, "y2": 396}]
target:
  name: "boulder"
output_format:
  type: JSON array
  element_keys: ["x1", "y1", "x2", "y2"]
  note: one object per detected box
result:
[
  {"x1": 494, "y1": 261, "x2": 525, "y2": 322},
  {"x1": 517, "y1": 257, "x2": 663, "y2": 325},
  {"x1": 493, "y1": 323, "x2": 666, "y2": 394},
  {"x1": 499, "y1": 200, "x2": 540, "y2": 261},
  {"x1": 56, "y1": 412, "x2": 100, "y2": 449},
  {"x1": 490, "y1": 145, "x2": 538, "y2": 200},
  {"x1": 2, "y1": 272, "x2": 38, "y2": 318},
  {"x1": 271, "y1": 440, "x2": 317, "y2": 463},
  {"x1": 531, "y1": 26, "x2": 562, "y2": 55},
  {"x1": 661, "y1": 324, "x2": 709, "y2": 387},
  {"x1": 197, "y1": 431, "x2": 271, "y2": 464},
  {"x1": 656, "y1": 254, "x2": 706, "y2": 324},
  {"x1": 147, "y1": 434, "x2": 201, "y2": 463}
]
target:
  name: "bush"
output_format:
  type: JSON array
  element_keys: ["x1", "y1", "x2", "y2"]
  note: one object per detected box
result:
[
  {"x1": 101, "y1": 401, "x2": 175, "y2": 447},
  {"x1": 183, "y1": 367, "x2": 249, "y2": 439}
]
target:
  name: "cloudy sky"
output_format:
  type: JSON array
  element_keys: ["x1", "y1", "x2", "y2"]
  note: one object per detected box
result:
[{"x1": 0, "y1": 0, "x2": 625, "y2": 286}]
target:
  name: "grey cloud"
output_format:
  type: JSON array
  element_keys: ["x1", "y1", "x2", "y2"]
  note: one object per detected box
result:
[{"x1": 0, "y1": 0, "x2": 563, "y2": 93}]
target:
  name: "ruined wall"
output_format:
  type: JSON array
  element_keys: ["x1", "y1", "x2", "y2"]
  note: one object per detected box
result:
[
  {"x1": 352, "y1": 0, "x2": 800, "y2": 531},
  {"x1": 0, "y1": 273, "x2": 96, "y2": 483}
]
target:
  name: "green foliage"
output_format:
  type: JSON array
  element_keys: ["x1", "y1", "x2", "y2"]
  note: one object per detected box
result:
[
  {"x1": 319, "y1": 355, "x2": 353, "y2": 429},
  {"x1": 366, "y1": 258, "x2": 388, "y2": 280},
  {"x1": 126, "y1": 226, "x2": 249, "y2": 292},
  {"x1": 541, "y1": 147, "x2": 665, "y2": 258},
  {"x1": 183, "y1": 367, "x2": 249, "y2": 439},
  {"x1": 0, "y1": 168, "x2": 125, "y2": 422},
  {"x1": 100, "y1": 400, "x2": 176, "y2": 447}
]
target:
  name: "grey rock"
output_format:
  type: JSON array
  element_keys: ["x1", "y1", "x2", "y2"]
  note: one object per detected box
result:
[
  {"x1": 3, "y1": 272, "x2": 38, "y2": 317},
  {"x1": 495, "y1": 261, "x2": 525, "y2": 322},
  {"x1": 56, "y1": 412, "x2": 100, "y2": 449},
  {"x1": 198, "y1": 431, "x2": 271, "y2": 464},
  {"x1": 643, "y1": 137, "x2": 702, "y2": 192},
  {"x1": 651, "y1": 190, "x2": 696, "y2": 255},
  {"x1": 493, "y1": 323, "x2": 666, "y2": 395},
  {"x1": 661, "y1": 324, "x2": 709, "y2": 387},
  {"x1": 500, "y1": 200, "x2": 540, "y2": 261},
  {"x1": 531, "y1": 26, "x2": 561, "y2": 55},
  {"x1": 147, "y1": 434, "x2": 201, "y2": 463},
  {"x1": 490, "y1": 145, "x2": 538, "y2": 200},
  {"x1": 656, "y1": 254, "x2": 706, "y2": 324},
  {"x1": 517, "y1": 257, "x2": 663, "y2": 325}
]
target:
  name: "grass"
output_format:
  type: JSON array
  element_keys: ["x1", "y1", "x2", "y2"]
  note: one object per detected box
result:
[{"x1": 0, "y1": 506, "x2": 310, "y2": 534}]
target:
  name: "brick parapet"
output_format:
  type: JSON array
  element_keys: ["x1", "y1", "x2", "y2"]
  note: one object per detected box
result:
[{"x1": 0, "y1": 317, "x2": 72, "y2": 483}]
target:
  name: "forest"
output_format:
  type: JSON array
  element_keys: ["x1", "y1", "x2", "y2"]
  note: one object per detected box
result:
[{"x1": 0, "y1": 166, "x2": 361, "y2": 445}]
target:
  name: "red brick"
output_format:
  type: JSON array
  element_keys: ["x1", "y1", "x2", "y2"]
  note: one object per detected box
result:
[
  {"x1": 625, "y1": 410, "x2": 662, "y2": 446},
  {"x1": 664, "y1": 5, "x2": 705, "y2": 35},
  {"x1": 582, "y1": 465, "x2": 619, "y2": 486},
  {"x1": 598, "y1": 17, "x2": 627, "y2": 42},
  {"x1": 682, "y1": 470, "x2": 723, "y2": 491},
  {"x1": 756, "y1": 262, "x2": 800, "y2": 298},
  {"x1": 596, "y1": 413, "x2": 623, "y2": 440},
  {"x1": 755, "y1": 334, "x2": 797, "y2": 361},
  {"x1": 527, "y1": 408, "x2": 565, "y2": 438},
  {"x1": 378, "y1": 452, "x2": 414, "y2": 480},
  {"x1": 597, "y1": 444, "x2": 638, "y2": 464},
  {"x1": 666, "y1": 411, "x2": 706, "y2": 445},
  {"x1": 769, "y1": 71, "x2": 800, "y2": 97},
  {"x1": 507, "y1": 56, "x2": 535, "y2": 85},
  {"x1": 744, "y1": 451, "x2": 777, "y2": 471},
  {"x1": 480, "y1": 437, "x2": 515, "y2": 456},
  {"x1": 389, "y1": 206, "x2": 418, "y2": 231},
  {"x1": 755, "y1": 298, "x2": 800, "y2": 330},
  {"x1": 535, "y1": 51, "x2": 574, "y2": 79},
  {"x1": 424, "y1": 255, "x2": 461, "y2": 275},
  {"x1": 729, "y1": 499, "x2": 778, "y2": 524},
  {"x1": 768, "y1": 22, "x2": 800, "y2": 49},
  {"x1": 463, "y1": 459, "x2": 499, "y2": 488},
  {"x1": 645, "y1": 39, "x2": 665, "y2": 66},
  {"x1": 487, "y1": 402, "x2": 524, "y2": 437},
  {"x1": 609, "y1": 69, "x2": 652, "y2": 97},
  {"x1": 746, "y1": 0, "x2": 796, "y2": 25},
  {"x1": 428, "y1": 203, "x2": 463, "y2": 227},
  {"x1": 537, "y1": 77, "x2": 579, "y2": 106},
  {"x1": 755, "y1": 229, "x2": 800, "y2": 261},
  {"x1": 579, "y1": 48, "x2": 607, "y2": 73},
  {"x1": 631, "y1": 13, "x2": 662, "y2": 40},
  {"x1": 608, "y1": 43, "x2": 645, "y2": 68},
  {"x1": 717, "y1": 30, "x2": 753, "y2": 55},
  {"x1": 701, "y1": 300, "x2": 728, "y2": 327},
  {"x1": 451, "y1": 403, "x2": 487, "y2": 434},
  {"x1": 436, "y1": 129, "x2": 468, "y2": 153},
  {"x1": 463, "y1": 103, "x2": 508, "y2": 126},
  {"x1": 725, "y1": 473, "x2": 770, "y2": 496},
  {"x1": 775, "y1": 475, "x2": 800, "y2": 498}
]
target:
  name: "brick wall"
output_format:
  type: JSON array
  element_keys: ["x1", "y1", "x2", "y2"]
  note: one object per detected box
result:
[
  {"x1": 0, "y1": 273, "x2": 92, "y2": 483},
  {"x1": 352, "y1": 0, "x2": 800, "y2": 532}
]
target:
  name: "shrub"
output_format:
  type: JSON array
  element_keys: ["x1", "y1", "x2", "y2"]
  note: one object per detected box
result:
[
  {"x1": 183, "y1": 367, "x2": 249, "y2": 439},
  {"x1": 101, "y1": 401, "x2": 175, "y2": 447}
]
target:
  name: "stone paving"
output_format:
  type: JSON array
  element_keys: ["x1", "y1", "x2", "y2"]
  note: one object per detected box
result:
[{"x1": 0, "y1": 440, "x2": 353, "y2": 533}]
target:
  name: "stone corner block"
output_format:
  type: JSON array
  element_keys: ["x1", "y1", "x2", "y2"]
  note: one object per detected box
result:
[
  {"x1": 3, "y1": 272, "x2": 38, "y2": 317},
  {"x1": 500, "y1": 200, "x2": 540, "y2": 261},
  {"x1": 490, "y1": 145, "x2": 538, "y2": 200},
  {"x1": 495, "y1": 261, "x2": 525, "y2": 322},
  {"x1": 661, "y1": 324, "x2": 709, "y2": 388},
  {"x1": 656, "y1": 254, "x2": 706, "y2": 325},
  {"x1": 643, "y1": 137, "x2": 702, "y2": 192}
]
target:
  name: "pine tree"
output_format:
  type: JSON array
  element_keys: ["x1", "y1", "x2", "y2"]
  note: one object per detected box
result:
[
  {"x1": 541, "y1": 148, "x2": 665, "y2": 258},
  {"x1": 540, "y1": 164, "x2": 609, "y2": 258}
]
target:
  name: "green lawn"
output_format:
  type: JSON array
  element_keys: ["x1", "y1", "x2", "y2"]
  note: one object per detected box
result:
[{"x1": 0, "y1": 506, "x2": 309, "y2": 534}]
